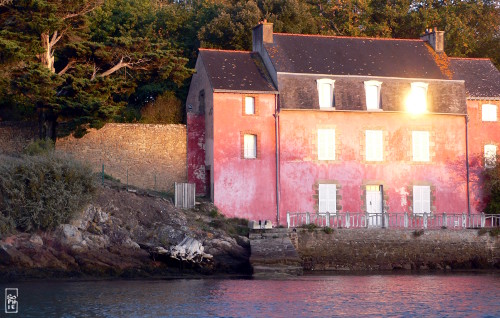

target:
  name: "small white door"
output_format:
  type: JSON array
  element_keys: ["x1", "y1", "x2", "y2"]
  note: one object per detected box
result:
[{"x1": 366, "y1": 185, "x2": 383, "y2": 227}]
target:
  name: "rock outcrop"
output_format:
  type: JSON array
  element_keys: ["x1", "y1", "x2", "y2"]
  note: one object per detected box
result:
[{"x1": 0, "y1": 186, "x2": 251, "y2": 281}]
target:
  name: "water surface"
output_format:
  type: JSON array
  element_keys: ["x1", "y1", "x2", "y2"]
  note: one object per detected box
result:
[{"x1": 2, "y1": 274, "x2": 499, "y2": 317}]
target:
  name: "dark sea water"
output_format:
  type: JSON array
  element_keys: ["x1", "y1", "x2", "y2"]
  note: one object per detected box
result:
[{"x1": 1, "y1": 273, "x2": 500, "y2": 317}]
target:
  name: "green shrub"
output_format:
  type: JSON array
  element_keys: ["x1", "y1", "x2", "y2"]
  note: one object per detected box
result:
[
  {"x1": 490, "y1": 228, "x2": 500, "y2": 237},
  {"x1": 0, "y1": 154, "x2": 96, "y2": 232},
  {"x1": 413, "y1": 229, "x2": 425, "y2": 237},
  {"x1": 302, "y1": 223, "x2": 318, "y2": 232},
  {"x1": 323, "y1": 226, "x2": 334, "y2": 234},
  {"x1": 23, "y1": 139, "x2": 55, "y2": 156}
]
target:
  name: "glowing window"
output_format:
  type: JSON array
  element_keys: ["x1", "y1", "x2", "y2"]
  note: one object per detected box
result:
[
  {"x1": 485, "y1": 144, "x2": 497, "y2": 168},
  {"x1": 318, "y1": 129, "x2": 335, "y2": 160},
  {"x1": 412, "y1": 131, "x2": 430, "y2": 162},
  {"x1": 407, "y1": 82, "x2": 428, "y2": 114},
  {"x1": 413, "y1": 185, "x2": 431, "y2": 215},
  {"x1": 364, "y1": 81, "x2": 382, "y2": 110},
  {"x1": 245, "y1": 96, "x2": 255, "y2": 115},
  {"x1": 317, "y1": 79, "x2": 335, "y2": 109},
  {"x1": 319, "y1": 184, "x2": 336, "y2": 213},
  {"x1": 482, "y1": 104, "x2": 497, "y2": 122},
  {"x1": 243, "y1": 134, "x2": 257, "y2": 159},
  {"x1": 366, "y1": 130, "x2": 383, "y2": 161}
]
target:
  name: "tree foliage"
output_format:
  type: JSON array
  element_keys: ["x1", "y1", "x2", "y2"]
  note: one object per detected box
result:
[{"x1": 0, "y1": 0, "x2": 498, "y2": 137}]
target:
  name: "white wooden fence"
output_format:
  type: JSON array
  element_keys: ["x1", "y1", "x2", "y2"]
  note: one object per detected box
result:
[
  {"x1": 174, "y1": 182, "x2": 196, "y2": 209},
  {"x1": 287, "y1": 212, "x2": 500, "y2": 229}
]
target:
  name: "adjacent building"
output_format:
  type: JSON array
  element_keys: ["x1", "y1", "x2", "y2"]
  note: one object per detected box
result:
[{"x1": 187, "y1": 23, "x2": 499, "y2": 226}]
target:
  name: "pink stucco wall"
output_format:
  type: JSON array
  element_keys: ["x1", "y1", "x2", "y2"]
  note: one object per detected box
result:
[
  {"x1": 467, "y1": 100, "x2": 500, "y2": 213},
  {"x1": 187, "y1": 113, "x2": 206, "y2": 195},
  {"x1": 212, "y1": 93, "x2": 278, "y2": 221},
  {"x1": 277, "y1": 111, "x2": 469, "y2": 221}
]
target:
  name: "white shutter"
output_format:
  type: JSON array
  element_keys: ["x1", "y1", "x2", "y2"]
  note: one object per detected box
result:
[
  {"x1": 244, "y1": 134, "x2": 256, "y2": 158},
  {"x1": 413, "y1": 186, "x2": 430, "y2": 215},
  {"x1": 244, "y1": 97, "x2": 255, "y2": 115},
  {"x1": 319, "y1": 184, "x2": 336, "y2": 213},
  {"x1": 482, "y1": 104, "x2": 497, "y2": 122},
  {"x1": 412, "y1": 131, "x2": 429, "y2": 162},
  {"x1": 318, "y1": 129, "x2": 335, "y2": 160},
  {"x1": 366, "y1": 130, "x2": 383, "y2": 161}
]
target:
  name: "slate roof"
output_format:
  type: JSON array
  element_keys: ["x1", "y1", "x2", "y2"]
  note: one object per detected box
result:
[
  {"x1": 449, "y1": 58, "x2": 500, "y2": 98},
  {"x1": 264, "y1": 34, "x2": 449, "y2": 79},
  {"x1": 199, "y1": 49, "x2": 277, "y2": 92}
]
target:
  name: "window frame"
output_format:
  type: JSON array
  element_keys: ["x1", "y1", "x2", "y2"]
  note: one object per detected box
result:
[
  {"x1": 243, "y1": 134, "x2": 257, "y2": 159},
  {"x1": 482, "y1": 104, "x2": 497, "y2": 122},
  {"x1": 413, "y1": 185, "x2": 431, "y2": 215},
  {"x1": 319, "y1": 183, "x2": 337, "y2": 214},
  {"x1": 408, "y1": 82, "x2": 429, "y2": 113},
  {"x1": 244, "y1": 96, "x2": 256, "y2": 115},
  {"x1": 412, "y1": 131, "x2": 430, "y2": 162},
  {"x1": 317, "y1": 129, "x2": 336, "y2": 161},
  {"x1": 316, "y1": 79, "x2": 335, "y2": 109},
  {"x1": 365, "y1": 130, "x2": 383, "y2": 161},
  {"x1": 484, "y1": 144, "x2": 497, "y2": 168},
  {"x1": 364, "y1": 80, "x2": 382, "y2": 110}
]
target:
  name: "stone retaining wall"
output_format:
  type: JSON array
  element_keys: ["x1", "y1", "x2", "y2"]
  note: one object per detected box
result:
[
  {"x1": 0, "y1": 122, "x2": 37, "y2": 154},
  {"x1": 56, "y1": 123, "x2": 187, "y2": 192},
  {"x1": 292, "y1": 228, "x2": 500, "y2": 271}
]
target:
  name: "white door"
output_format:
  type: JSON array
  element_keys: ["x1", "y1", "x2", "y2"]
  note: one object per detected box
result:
[{"x1": 366, "y1": 185, "x2": 383, "y2": 227}]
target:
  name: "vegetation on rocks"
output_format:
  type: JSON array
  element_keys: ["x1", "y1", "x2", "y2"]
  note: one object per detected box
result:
[{"x1": 0, "y1": 151, "x2": 95, "y2": 234}]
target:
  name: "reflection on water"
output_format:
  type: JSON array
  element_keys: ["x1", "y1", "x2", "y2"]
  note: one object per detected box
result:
[{"x1": 1, "y1": 274, "x2": 499, "y2": 317}]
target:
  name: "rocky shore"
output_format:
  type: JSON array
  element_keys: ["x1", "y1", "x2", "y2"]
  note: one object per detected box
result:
[{"x1": 0, "y1": 185, "x2": 251, "y2": 282}]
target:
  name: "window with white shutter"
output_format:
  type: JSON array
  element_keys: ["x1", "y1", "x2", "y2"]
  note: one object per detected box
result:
[
  {"x1": 318, "y1": 129, "x2": 335, "y2": 160},
  {"x1": 319, "y1": 184, "x2": 336, "y2": 214},
  {"x1": 407, "y1": 82, "x2": 428, "y2": 113},
  {"x1": 413, "y1": 185, "x2": 431, "y2": 215},
  {"x1": 366, "y1": 130, "x2": 383, "y2": 161},
  {"x1": 364, "y1": 80, "x2": 382, "y2": 110},
  {"x1": 317, "y1": 79, "x2": 335, "y2": 109},
  {"x1": 245, "y1": 96, "x2": 255, "y2": 115},
  {"x1": 243, "y1": 134, "x2": 257, "y2": 159},
  {"x1": 484, "y1": 144, "x2": 497, "y2": 168},
  {"x1": 482, "y1": 104, "x2": 497, "y2": 122},
  {"x1": 412, "y1": 131, "x2": 430, "y2": 162}
]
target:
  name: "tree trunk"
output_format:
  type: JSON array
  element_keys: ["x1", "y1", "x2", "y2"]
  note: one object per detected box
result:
[
  {"x1": 37, "y1": 104, "x2": 58, "y2": 141},
  {"x1": 40, "y1": 32, "x2": 55, "y2": 73}
]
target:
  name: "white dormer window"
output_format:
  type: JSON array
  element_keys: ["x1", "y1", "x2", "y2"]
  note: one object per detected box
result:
[
  {"x1": 407, "y1": 82, "x2": 428, "y2": 114},
  {"x1": 317, "y1": 79, "x2": 335, "y2": 109},
  {"x1": 482, "y1": 104, "x2": 497, "y2": 122},
  {"x1": 364, "y1": 81, "x2": 382, "y2": 110}
]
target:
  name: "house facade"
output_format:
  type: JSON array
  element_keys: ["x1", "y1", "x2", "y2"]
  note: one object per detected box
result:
[
  {"x1": 450, "y1": 58, "x2": 500, "y2": 213},
  {"x1": 186, "y1": 23, "x2": 497, "y2": 226}
]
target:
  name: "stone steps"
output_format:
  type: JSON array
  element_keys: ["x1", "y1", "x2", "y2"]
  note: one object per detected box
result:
[{"x1": 249, "y1": 229, "x2": 303, "y2": 277}]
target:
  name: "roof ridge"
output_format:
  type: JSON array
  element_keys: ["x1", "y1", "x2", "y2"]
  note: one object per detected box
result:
[
  {"x1": 449, "y1": 57, "x2": 492, "y2": 61},
  {"x1": 199, "y1": 48, "x2": 251, "y2": 53},
  {"x1": 273, "y1": 32, "x2": 422, "y2": 42}
]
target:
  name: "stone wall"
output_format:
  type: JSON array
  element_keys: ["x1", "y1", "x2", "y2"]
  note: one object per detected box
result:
[
  {"x1": 55, "y1": 124, "x2": 187, "y2": 192},
  {"x1": 292, "y1": 228, "x2": 500, "y2": 271},
  {"x1": 0, "y1": 122, "x2": 38, "y2": 154}
]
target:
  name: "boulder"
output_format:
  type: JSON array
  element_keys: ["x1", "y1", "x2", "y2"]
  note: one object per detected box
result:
[{"x1": 57, "y1": 224, "x2": 83, "y2": 246}]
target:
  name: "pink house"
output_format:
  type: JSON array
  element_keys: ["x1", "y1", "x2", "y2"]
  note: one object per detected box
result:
[{"x1": 186, "y1": 23, "x2": 498, "y2": 226}]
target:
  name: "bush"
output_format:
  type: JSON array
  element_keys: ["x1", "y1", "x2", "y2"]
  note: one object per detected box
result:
[
  {"x1": 323, "y1": 226, "x2": 334, "y2": 234},
  {"x1": 140, "y1": 91, "x2": 183, "y2": 124},
  {"x1": 0, "y1": 154, "x2": 96, "y2": 232},
  {"x1": 23, "y1": 139, "x2": 55, "y2": 156}
]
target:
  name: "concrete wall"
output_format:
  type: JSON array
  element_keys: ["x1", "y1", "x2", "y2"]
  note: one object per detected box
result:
[
  {"x1": 213, "y1": 92, "x2": 278, "y2": 221},
  {"x1": 56, "y1": 123, "x2": 187, "y2": 192},
  {"x1": 0, "y1": 122, "x2": 37, "y2": 154},
  {"x1": 279, "y1": 110, "x2": 468, "y2": 218},
  {"x1": 293, "y1": 228, "x2": 499, "y2": 271},
  {"x1": 467, "y1": 99, "x2": 500, "y2": 213}
]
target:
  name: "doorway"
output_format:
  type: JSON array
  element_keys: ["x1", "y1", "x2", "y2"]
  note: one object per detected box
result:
[{"x1": 366, "y1": 185, "x2": 383, "y2": 227}]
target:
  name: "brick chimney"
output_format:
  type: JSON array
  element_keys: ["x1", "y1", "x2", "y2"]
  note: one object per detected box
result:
[
  {"x1": 420, "y1": 27, "x2": 445, "y2": 53},
  {"x1": 252, "y1": 20, "x2": 273, "y2": 53}
]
